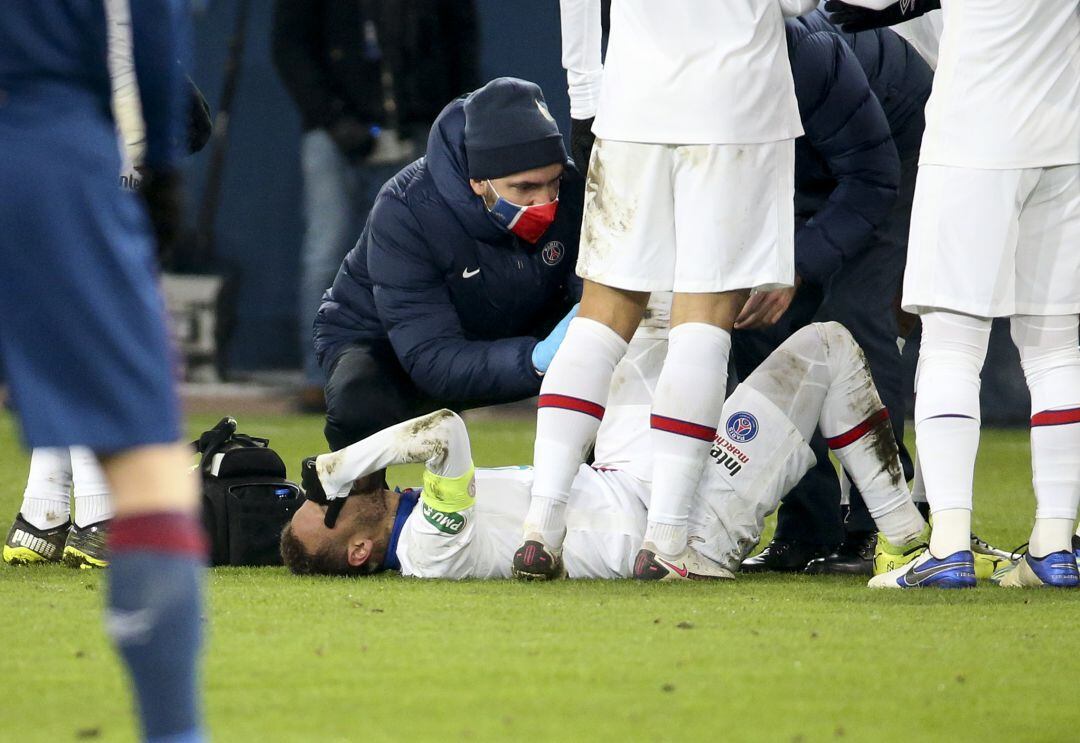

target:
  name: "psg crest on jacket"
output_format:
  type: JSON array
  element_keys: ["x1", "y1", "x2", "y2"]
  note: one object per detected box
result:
[{"x1": 541, "y1": 240, "x2": 565, "y2": 266}]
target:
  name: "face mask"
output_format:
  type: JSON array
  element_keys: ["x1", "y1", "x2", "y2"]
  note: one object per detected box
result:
[{"x1": 486, "y1": 181, "x2": 559, "y2": 243}]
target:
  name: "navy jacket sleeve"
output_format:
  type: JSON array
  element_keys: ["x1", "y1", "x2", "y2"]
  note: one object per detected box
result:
[
  {"x1": 130, "y1": 0, "x2": 190, "y2": 168},
  {"x1": 367, "y1": 197, "x2": 543, "y2": 403},
  {"x1": 791, "y1": 31, "x2": 900, "y2": 285}
]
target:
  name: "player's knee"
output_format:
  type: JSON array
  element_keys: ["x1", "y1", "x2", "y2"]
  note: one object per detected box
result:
[
  {"x1": 1010, "y1": 314, "x2": 1080, "y2": 394},
  {"x1": 919, "y1": 311, "x2": 992, "y2": 371},
  {"x1": 817, "y1": 321, "x2": 857, "y2": 353}
]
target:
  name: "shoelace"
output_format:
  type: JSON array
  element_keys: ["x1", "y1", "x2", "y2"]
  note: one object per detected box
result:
[{"x1": 1009, "y1": 542, "x2": 1030, "y2": 562}]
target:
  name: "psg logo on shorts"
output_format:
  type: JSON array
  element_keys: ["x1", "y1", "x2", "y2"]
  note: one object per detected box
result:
[
  {"x1": 726, "y1": 412, "x2": 758, "y2": 443},
  {"x1": 541, "y1": 241, "x2": 565, "y2": 266}
]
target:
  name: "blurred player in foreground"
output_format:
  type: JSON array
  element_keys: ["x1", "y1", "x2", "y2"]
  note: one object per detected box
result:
[
  {"x1": 3, "y1": 0, "x2": 211, "y2": 571},
  {"x1": 0, "y1": 1, "x2": 206, "y2": 740},
  {"x1": 281, "y1": 306, "x2": 934, "y2": 581},
  {"x1": 830, "y1": 0, "x2": 1080, "y2": 589}
]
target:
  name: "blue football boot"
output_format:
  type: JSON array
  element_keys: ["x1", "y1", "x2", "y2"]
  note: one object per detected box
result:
[
  {"x1": 868, "y1": 549, "x2": 976, "y2": 589},
  {"x1": 994, "y1": 548, "x2": 1079, "y2": 588}
]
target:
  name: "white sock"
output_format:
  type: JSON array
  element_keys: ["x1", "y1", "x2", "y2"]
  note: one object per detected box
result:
[
  {"x1": 814, "y1": 323, "x2": 927, "y2": 545},
  {"x1": 526, "y1": 318, "x2": 628, "y2": 544},
  {"x1": 929, "y1": 508, "x2": 971, "y2": 558},
  {"x1": 1012, "y1": 315, "x2": 1080, "y2": 547},
  {"x1": 911, "y1": 456, "x2": 927, "y2": 506},
  {"x1": 20, "y1": 448, "x2": 73, "y2": 530},
  {"x1": 913, "y1": 311, "x2": 990, "y2": 556},
  {"x1": 522, "y1": 497, "x2": 567, "y2": 549},
  {"x1": 70, "y1": 447, "x2": 112, "y2": 528},
  {"x1": 646, "y1": 323, "x2": 731, "y2": 556},
  {"x1": 1030, "y1": 518, "x2": 1075, "y2": 558}
]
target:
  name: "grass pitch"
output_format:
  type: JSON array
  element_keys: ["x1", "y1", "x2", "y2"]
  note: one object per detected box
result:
[{"x1": 0, "y1": 412, "x2": 1078, "y2": 742}]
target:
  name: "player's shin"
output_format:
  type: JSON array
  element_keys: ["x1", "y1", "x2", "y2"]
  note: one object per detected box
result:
[
  {"x1": 71, "y1": 446, "x2": 112, "y2": 528},
  {"x1": 816, "y1": 322, "x2": 925, "y2": 546},
  {"x1": 1013, "y1": 315, "x2": 1080, "y2": 558},
  {"x1": 526, "y1": 317, "x2": 628, "y2": 547},
  {"x1": 645, "y1": 323, "x2": 731, "y2": 556},
  {"x1": 913, "y1": 311, "x2": 991, "y2": 557},
  {"x1": 101, "y1": 444, "x2": 206, "y2": 742},
  {"x1": 19, "y1": 447, "x2": 73, "y2": 530}
]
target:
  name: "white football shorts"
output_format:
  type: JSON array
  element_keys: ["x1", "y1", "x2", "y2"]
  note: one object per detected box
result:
[
  {"x1": 576, "y1": 137, "x2": 795, "y2": 293},
  {"x1": 903, "y1": 163, "x2": 1080, "y2": 317}
]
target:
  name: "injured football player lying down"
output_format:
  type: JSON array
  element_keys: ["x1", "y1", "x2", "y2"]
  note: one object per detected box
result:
[{"x1": 281, "y1": 318, "x2": 929, "y2": 582}]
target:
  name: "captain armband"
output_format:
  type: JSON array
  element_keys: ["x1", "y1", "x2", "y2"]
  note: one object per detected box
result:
[{"x1": 421, "y1": 466, "x2": 476, "y2": 513}]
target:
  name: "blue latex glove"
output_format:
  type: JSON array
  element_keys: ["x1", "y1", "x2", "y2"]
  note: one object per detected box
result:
[{"x1": 531, "y1": 304, "x2": 579, "y2": 374}]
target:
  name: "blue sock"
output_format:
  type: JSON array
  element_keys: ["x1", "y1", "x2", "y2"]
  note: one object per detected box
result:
[{"x1": 107, "y1": 513, "x2": 206, "y2": 742}]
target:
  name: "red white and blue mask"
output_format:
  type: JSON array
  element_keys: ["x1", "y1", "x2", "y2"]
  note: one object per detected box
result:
[{"x1": 486, "y1": 181, "x2": 559, "y2": 244}]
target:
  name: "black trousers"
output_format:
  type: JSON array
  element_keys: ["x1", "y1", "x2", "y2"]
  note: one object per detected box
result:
[
  {"x1": 322, "y1": 339, "x2": 474, "y2": 451},
  {"x1": 732, "y1": 158, "x2": 918, "y2": 548}
]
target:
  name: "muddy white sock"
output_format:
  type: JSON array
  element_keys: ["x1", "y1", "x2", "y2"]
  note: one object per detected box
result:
[
  {"x1": 71, "y1": 447, "x2": 112, "y2": 528},
  {"x1": 20, "y1": 448, "x2": 72, "y2": 530}
]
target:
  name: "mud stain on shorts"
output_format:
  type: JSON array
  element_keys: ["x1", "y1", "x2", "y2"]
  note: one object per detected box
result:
[{"x1": 579, "y1": 142, "x2": 638, "y2": 277}]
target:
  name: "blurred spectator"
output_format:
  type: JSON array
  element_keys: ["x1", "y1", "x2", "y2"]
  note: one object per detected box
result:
[{"x1": 271, "y1": 0, "x2": 479, "y2": 411}]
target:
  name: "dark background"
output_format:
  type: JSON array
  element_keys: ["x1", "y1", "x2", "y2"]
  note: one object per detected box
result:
[
  {"x1": 183, "y1": 0, "x2": 568, "y2": 372},
  {"x1": 182, "y1": 0, "x2": 1030, "y2": 423}
]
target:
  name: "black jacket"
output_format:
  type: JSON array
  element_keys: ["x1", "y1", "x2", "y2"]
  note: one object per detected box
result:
[
  {"x1": 786, "y1": 10, "x2": 932, "y2": 284},
  {"x1": 271, "y1": 0, "x2": 478, "y2": 132},
  {"x1": 313, "y1": 92, "x2": 584, "y2": 403}
]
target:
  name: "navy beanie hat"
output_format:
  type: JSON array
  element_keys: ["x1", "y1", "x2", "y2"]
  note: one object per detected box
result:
[{"x1": 464, "y1": 77, "x2": 568, "y2": 180}]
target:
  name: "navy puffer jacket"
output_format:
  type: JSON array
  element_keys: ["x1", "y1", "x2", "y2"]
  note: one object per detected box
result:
[
  {"x1": 314, "y1": 91, "x2": 583, "y2": 403},
  {"x1": 786, "y1": 9, "x2": 930, "y2": 285}
]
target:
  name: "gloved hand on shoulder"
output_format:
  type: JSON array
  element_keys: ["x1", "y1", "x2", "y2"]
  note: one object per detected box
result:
[{"x1": 823, "y1": 0, "x2": 940, "y2": 33}]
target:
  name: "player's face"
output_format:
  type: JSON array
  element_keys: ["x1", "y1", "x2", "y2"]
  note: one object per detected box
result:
[
  {"x1": 470, "y1": 162, "x2": 563, "y2": 206},
  {"x1": 289, "y1": 498, "x2": 365, "y2": 556}
]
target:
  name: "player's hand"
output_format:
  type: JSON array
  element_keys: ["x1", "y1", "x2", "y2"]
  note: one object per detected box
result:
[
  {"x1": 532, "y1": 303, "x2": 580, "y2": 375},
  {"x1": 823, "y1": 0, "x2": 940, "y2": 32},
  {"x1": 327, "y1": 116, "x2": 376, "y2": 163},
  {"x1": 138, "y1": 166, "x2": 183, "y2": 259},
  {"x1": 734, "y1": 285, "x2": 798, "y2": 330},
  {"x1": 570, "y1": 117, "x2": 596, "y2": 174}
]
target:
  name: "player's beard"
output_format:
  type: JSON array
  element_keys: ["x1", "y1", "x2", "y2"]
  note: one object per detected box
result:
[
  {"x1": 337, "y1": 492, "x2": 392, "y2": 575},
  {"x1": 346, "y1": 492, "x2": 389, "y2": 529}
]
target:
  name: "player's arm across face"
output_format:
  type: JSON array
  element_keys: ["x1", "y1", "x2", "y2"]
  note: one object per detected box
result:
[{"x1": 313, "y1": 410, "x2": 475, "y2": 501}]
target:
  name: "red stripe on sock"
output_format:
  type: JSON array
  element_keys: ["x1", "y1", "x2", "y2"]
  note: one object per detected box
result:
[
  {"x1": 1032, "y1": 407, "x2": 1080, "y2": 427},
  {"x1": 650, "y1": 414, "x2": 716, "y2": 442},
  {"x1": 826, "y1": 408, "x2": 890, "y2": 450},
  {"x1": 109, "y1": 512, "x2": 207, "y2": 558},
  {"x1": 538, "y1": 394, "x2": 605, "y2": 420}
]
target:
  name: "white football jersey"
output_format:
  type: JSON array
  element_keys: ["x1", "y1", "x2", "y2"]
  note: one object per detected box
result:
[
  {"x1": 394, "y1": 372, "x2": 815, "y2": 580},
  {"x1": 920, "y1": 0, "x2": 1080, "y2": 168},
  {"x1": 893, "y1": 10, "x2": 944, "y2": 69},
  {"x1": 395, "y1": 464, "x2": 650, "y2": 579},
  {"x1": 561, "y1": 0, "x2": 813, "y2": 144}
]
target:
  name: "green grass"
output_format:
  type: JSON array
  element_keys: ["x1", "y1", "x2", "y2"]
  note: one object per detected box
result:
[{"x1": 0, "y1": 412, "x2": 1077, "y2": 742}]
